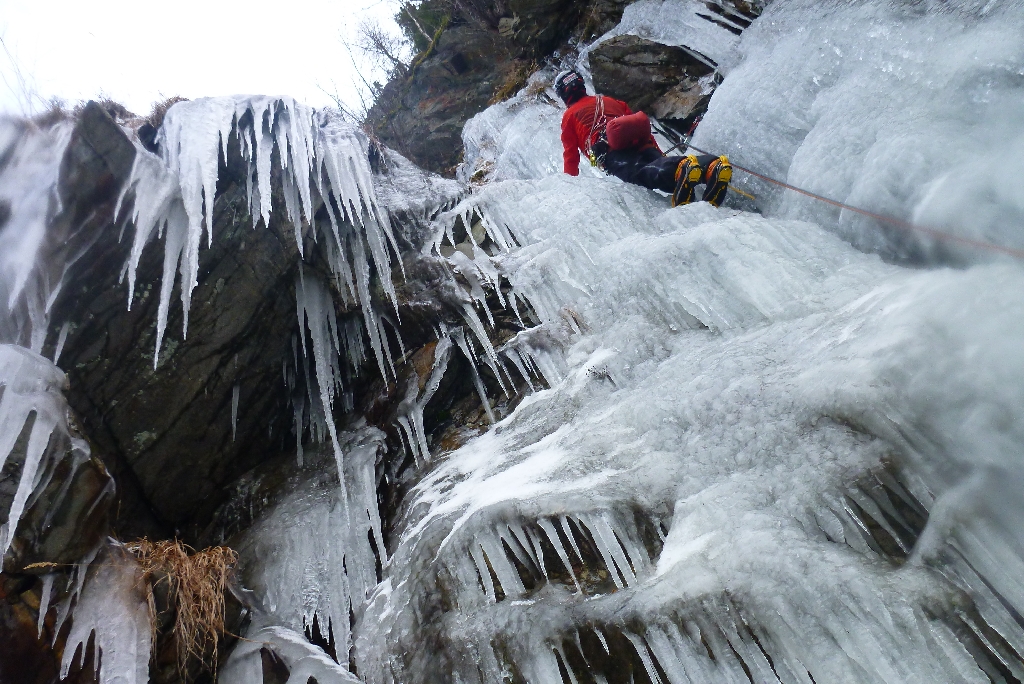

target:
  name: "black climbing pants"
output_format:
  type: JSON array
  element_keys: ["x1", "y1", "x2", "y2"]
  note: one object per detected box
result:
[{"x1": 603, "y1": 148, "x2": 718, "y2": 195}]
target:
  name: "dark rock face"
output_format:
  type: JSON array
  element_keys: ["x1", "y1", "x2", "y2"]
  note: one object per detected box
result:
[
  {"x1": 589, "y1": 34, "x2": 716, "y2": 115},
  {"x1": 37, "y1": 103, "x2": 502, "y2": 549},
  {"x1": 48, "y1": 155, "x2": 306, "y2": 537},
  {"x1": 580, "y1": 0, "x2": 634, "y2": 39},
  {"x1": 367, "y1": 0, "x2": 590, "y2": 175},
  {"x1": 369, "y1": 25, "x2": 515, "y2": 177}
]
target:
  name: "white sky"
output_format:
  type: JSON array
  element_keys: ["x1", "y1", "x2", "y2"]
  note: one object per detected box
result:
[{"x1": 0, "y1": 0, "x2": 404, "y2": 117}]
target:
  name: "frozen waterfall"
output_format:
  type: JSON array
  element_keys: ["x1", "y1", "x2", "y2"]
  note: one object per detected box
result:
[{"x1": 2, "y1": 0, "x2": 1024, "y2": 682}]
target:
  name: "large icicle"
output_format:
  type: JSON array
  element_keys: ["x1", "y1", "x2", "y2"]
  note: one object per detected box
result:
[
  {"x1": 60, "y1": 547, "x2": 151, "y2": 684},
  {"x1": 395, "y1": 334, "x2": 452, "y2": 465},
  {"x1": 0, "y1": 344, "x2": 75, "y2": 557},
  {"x1": 0, "y1": 118, "x2": 74, "y2": 352}
]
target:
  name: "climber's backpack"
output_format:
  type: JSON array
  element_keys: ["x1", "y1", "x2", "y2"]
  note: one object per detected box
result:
[{"x1": 606, "y1": 111, "x2": 653, "y2": 151}]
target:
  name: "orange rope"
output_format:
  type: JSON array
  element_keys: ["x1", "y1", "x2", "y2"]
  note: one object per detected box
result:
[{"x1": 679, "y1": 141, "x2": 1024, "y2": 261}]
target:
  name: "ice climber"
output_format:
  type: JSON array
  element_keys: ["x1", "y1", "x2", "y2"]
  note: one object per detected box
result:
[{"x1": 555, "y1": 69, "x2": 732, "y2": 207}]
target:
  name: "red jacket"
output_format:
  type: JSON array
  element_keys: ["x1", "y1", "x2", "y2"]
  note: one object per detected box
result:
[{"x1": 560, "y1": 95, "x2": 658, "y2": 175}]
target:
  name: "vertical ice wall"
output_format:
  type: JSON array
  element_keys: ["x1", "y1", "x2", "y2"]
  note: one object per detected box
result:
[
  {"x1": 357, "y1": 154, "x2": 1024, "y2": 682},
  {"x1": 229, "y1": 427, "x2": 385, "y2": 679},
  {"x1": 0, "y1": 118, "x2": 73, "y2": 352},
  {"x1": 693, "y1": 0, "x2": 1024, "y2": 260}
]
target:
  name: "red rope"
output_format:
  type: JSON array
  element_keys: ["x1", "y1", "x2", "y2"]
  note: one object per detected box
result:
[{"x1": 681, "y1": 142, "x2": 1024, "y2": 261}]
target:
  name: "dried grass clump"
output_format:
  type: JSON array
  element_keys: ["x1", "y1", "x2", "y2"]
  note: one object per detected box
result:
[
  {"x1": 125, "y1": 539, "x2": 238, "y2": 678},
  {"x1": 146, "y1": 96, "x2": 188, "y2": 130}
]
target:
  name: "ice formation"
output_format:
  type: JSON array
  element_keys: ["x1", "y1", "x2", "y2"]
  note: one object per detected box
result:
[
  {"x1": 60, "y1": 547, "x2": 152, "y2": 684},
  {"x1": 351, "y1": 1, "x2": 1024, "y2": 678},
  {"x1": 584, "y1": 0, "x2": 745, "y2": 68},
  {"x1": 119, "y1": 96, "x2": 400, "y2": 371},
  {"x1": 2, "y1": 0, "x2": 1024, "y2": 682},
  {"x1": 220, "y1": 624, "x2": 359, "y2": 684},
  {"x1": 0, "y1": 118, "x2": 73, "y2": 351},
  {"x1": 0, "y1": 344, "x2": 94, "y2": 558},
  {"x1": 231, "y1": 427, "x2": 386, "y2": 677},
  {"x1": 359, "y1": 171, "x2": 1024, "y2": 682},
  {"x1": 693, "y1": 0, "x2": 1024, "y2": 260}
]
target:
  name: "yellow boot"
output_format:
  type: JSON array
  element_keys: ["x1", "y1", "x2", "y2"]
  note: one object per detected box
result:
[{"x1": 672, "y1": 155, "x2": 703, "y2": 207}]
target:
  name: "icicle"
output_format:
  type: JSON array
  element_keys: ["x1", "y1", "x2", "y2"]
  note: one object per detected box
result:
[
  {"x1": 37, "y1": 573, "x2": 55, "y2": 637},
  {"x1": 0, "y1": 345, "x2": 71, "y2": 557},
  {"x1": 521, "y1": 525, "x2": 549, "y2": 580},
  {"x1": 470, "y1": 542, "x2": 497, "y2": 603},
  {"x1": 479, "y1": 532, "x2": 526, "y2": 600},
  {"x1": 461, "y1": 303, "x2": 510, "y2": 396},
  {"x1": 561, "y1": 515, "x2": 585, "y2": 565},
  {"x1": 576, "y1": 513, "x2": 636, "y2": 588},
  {"x1": 452, "y1": 327, "x2": 495, "y2": 424},
  {"x1": 538, "y1": 518, "x2": 580, "y2": 592},
  {"x1": 60, "y1": 547, "x2": 151, "y2": 684},
  {"x1": 553, "y1": 642, "x2": 581, "y2": 684},
  {"x1": 294, "y1": 273, "x2": 347, "y2": 506},
  {"x1": 624, "y1": 632, "x2": 664, "y2": 684},
  {"x1": 498, "y1": 524, "x2": 538, "y2": 576},
  {"x1": 0, "y1": 119, "x2": 73, "y2": 348},
  {"x1": 52, "y1": 543, "x2": 101, "y2": 642},
  {"x1": 52, "y1": 321, "x2": 69, "y2": 365},
  {"x1": 395, "y1": 335, "x2": 452, "y2": 464}
]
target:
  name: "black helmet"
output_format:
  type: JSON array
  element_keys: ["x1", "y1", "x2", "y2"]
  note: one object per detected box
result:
[{"x1": 554, "y1": 69, "x2": 586, "y2": 104}]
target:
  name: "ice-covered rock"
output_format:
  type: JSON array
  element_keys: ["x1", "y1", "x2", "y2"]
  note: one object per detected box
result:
[
  {"x1": 359, "y1": 167, "x2": 1024, "y2": 682},
  {"x1": 0, "y1": 344, "x2": 113, "y2": 571}
]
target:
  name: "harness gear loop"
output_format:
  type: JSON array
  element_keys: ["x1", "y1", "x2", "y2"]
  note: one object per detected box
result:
[{"x1": 586, "y1": 95, "x2": 608, "y2": 167}]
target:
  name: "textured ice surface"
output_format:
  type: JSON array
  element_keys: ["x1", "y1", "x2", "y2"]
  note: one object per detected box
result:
[
  {"x1": 461, "y1": 71, "x2": 594, "y2": 184},
  {"x1": 357, "y1": 160, "x2": 1024, "y2": 682},
  {"x1": 221, "y1": 623, "x2": 360, "y2": 684},
  {"x1": 583, "y1": 0, "x2": 744, "y2": 68},
  {"x1": 371, "y1": 147, "x2": 464, "y2": 221},
  {"x1": 232, "y1": 427, "x2": 385, "y2": 672},
  {"x1": 694, "y1": 0, "x2": 1024, "y2": 260}
]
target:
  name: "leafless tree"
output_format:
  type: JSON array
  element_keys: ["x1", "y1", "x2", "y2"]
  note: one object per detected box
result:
[
  {"x1": 353, "y1": 18, "x2": 411, "y2": 77},
  {"x1": 0, "y1": 35, "x2": 48, "y2": 117}
]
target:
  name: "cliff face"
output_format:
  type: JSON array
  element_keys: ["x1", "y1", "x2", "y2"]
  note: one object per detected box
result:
[{"x1": 366, "y1": 0, "x2": 632, "y2": 175}]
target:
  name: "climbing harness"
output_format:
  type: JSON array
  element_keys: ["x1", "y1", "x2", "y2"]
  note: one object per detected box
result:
[{"x1": 586, "y1": 95, "x2": 608, "y2": 168}]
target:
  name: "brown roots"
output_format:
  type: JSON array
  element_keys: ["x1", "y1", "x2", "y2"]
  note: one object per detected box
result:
[{"x1": 125, "y1": 539, "x2": 238, "y2": 680}]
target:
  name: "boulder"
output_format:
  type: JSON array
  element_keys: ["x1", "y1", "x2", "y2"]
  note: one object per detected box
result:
[{"x1": 589, "y1": 34, "x2": 716, "y2": 116}]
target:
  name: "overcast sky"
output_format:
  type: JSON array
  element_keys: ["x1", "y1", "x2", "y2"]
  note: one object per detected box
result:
[{"x1": 0, "y1": 0, "x2": 403, "y2": 117}]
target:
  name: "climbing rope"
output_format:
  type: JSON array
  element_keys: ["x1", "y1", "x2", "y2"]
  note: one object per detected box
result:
[{"x1": 659, "y1": 131, "x2": 1024, "y2": 261}]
